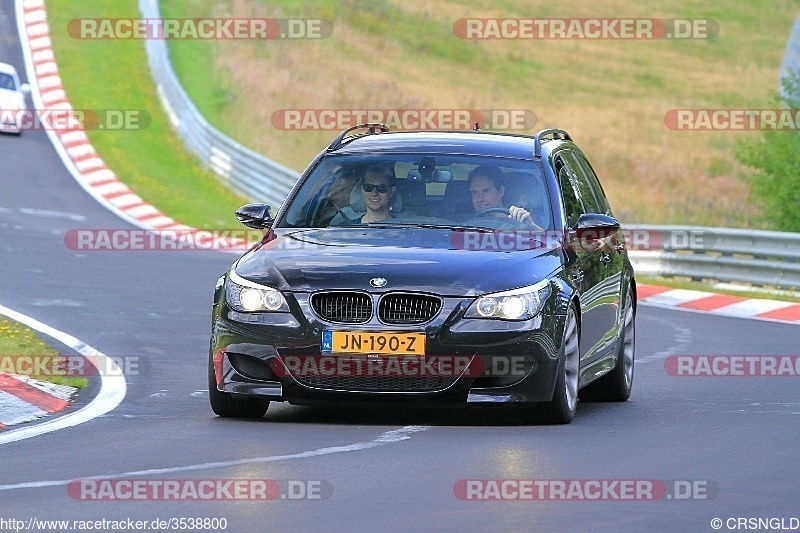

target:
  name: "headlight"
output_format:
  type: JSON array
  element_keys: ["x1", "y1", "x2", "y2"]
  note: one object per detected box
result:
[
  {"x1": 225, "y1": 269, "x2": 289, "y2": 312},
  {"x1": 465, "y1": 279, "x2": 552, "y2": 320}
]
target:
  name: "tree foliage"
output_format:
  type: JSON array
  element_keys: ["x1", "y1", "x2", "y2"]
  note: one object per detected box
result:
[{"x1": 739, "y1": 72, "x2": 800, "y2": 231}]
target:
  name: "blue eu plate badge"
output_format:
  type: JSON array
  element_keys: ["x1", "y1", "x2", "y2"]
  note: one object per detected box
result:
[{"x1": 321, "y1": 330, "x2": 333, "y2": 352}]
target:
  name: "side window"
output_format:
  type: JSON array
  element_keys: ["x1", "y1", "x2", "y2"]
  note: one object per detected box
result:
[
  {"x1": 572, "y1": 153, "x2": 610, "y2": 214},
  {"x1": 563, "y1": 152, "x2": 602, "y2": 214},
  {"x1": 555, "y1": 155, "x2": 584, "y2": 227}
]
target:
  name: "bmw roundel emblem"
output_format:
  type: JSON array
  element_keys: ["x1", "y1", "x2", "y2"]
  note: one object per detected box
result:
[{"x1": 370, "y1": 277, "x2": 388, "y2": 288}]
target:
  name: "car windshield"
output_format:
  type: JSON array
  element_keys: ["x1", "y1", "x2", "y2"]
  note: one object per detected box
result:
[
  {"x1": 279, "y1": 154, "x2": 552, "y2": 230},
  {"x1": 0, "y1": 72, "x2": 16, "y2": 90}
]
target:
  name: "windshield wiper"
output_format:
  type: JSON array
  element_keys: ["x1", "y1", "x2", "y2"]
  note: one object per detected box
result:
[
  {"x1": 414, "y1": 223, "x2": 496, "y2": 232},
  {"x1": 360, "y1": 221, "x2": 496, "y2": 232}
]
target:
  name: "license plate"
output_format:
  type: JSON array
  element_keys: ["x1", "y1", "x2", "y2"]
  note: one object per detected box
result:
[{"x1": 321, "y1": 330, "x2": 425, "y2": 355}]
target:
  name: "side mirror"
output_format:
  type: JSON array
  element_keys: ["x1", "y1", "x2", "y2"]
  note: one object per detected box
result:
[
  {"x1": 566, "y1": 214, "x2": 620, "y2": 254},
  {"x1": 573, "y1": 213, "x2": 620, "y2": 241},
  {"x1": 20, "y1": 83, "x2": 31, "y2": 95},
  {"x1": 235, "y1": 203, "x2": 274, "y2": 229}
]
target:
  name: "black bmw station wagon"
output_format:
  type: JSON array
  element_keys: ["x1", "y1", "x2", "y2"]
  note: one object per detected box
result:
[{"x1": 209, "y1": 125, "x2": 636, "y2": 424}]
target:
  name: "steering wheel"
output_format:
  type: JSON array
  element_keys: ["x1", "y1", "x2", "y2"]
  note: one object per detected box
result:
[
  {"x1": 467, "y1": 206, "x2": 541, "y2": 230},
  {"x1": 463, "y1": 207, "x2": 521, "y2": 230},
  {"x1": 472, "y1": 207, "x2": 509, "y2": 218}
]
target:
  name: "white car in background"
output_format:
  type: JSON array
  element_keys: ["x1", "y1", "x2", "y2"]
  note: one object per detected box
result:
[{"x1": 0, "y1": 62, "x2": 30, "y2": 135}]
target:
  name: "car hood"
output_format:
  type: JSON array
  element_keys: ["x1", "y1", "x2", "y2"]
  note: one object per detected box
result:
[
  {"x1": 0, "y1": 88, "x2": 22, "y2": 101},
  {"x1": 233, "y1": 227, "x2": 564, "y2": 296},
  {"x1": 0, "y1": 89, "x2": 24, "y2": 108}
]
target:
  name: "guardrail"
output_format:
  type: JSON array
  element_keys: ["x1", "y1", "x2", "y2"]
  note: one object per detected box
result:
[
  {"x1": 627, "y1": 225, "x2": 800, "y2": 290},
  {"x1": 138, "y1": 0, "x2": 299, "y2": 209}
]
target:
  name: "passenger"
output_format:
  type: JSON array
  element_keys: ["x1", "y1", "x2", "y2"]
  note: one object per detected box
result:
[
  {"x1": 355, "y1": 163, "x2": 397, "y2": 223},
  {"x1": 318, "y1": 165, "x2": 359, "y2": 226}
]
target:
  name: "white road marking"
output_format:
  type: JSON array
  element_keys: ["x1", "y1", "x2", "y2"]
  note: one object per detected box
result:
[
  {"x1": 18, "y1": 207, "x2": 86, "y2": 221},
  {"x1": 0, "y1": 425, "x2": 431, "y2": 492},
  {"x1": 634, "y1": 319, "x2": 693, "y2": 366},
  {"x1": 0, "y1": 304, "x2": 126, "y2": 445},
  {"x1": 31, "y1": 299, "x2": 82, "y2": 308}
]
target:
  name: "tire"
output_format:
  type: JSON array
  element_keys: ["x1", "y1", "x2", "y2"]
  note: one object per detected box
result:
[
  {"x1": 519, "y1": 306, "x2": 579, "y2": 424},
  {"x1": 580, "y1": 288, "x2": 635, "y2": 402},
  {"x1": 208, "y1": 355, "x2": 270, "y2": 418}
]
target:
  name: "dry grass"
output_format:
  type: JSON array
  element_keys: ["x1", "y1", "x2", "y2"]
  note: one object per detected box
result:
[{"x1": 162, "y1": 0, "x2": 800, "y2": 226}]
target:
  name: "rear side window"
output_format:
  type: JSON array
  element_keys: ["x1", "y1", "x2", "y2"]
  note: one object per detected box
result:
[
  {"x1": 571, "y1": 153, "x2": 610, "y2": 214},
  {"x1": 555, "y1": 155, "x2": 584, "y2": 227},
  {"x1": 560, "y1": 152, "x2": 602, "y2": 215}
]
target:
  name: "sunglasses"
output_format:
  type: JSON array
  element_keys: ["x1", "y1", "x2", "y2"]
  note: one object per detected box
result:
[{"x1": 362, "y1": 183, "x2": 391, "y2": 193}]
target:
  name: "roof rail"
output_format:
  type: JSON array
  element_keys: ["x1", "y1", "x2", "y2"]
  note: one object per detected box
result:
[
  {"x1": 533, "y1": 128, "x2": 572, "y2": 158},
  {"x1": 326, "y1": 123, "x2": 390, "y2": 152}
]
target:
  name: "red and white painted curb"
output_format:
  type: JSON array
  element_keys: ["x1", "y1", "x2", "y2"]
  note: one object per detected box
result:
[
  {"x1": 0, "y1": 373, "x2": 74, "y2": 429},
  {"x1": 17, "y1": 0, "x2": 249, "y2": 250},
  {"x1": 639, "y1": 284, "x2": 800, "y2": 324},
  {"x1": 0, "y1": 303, "x2": 126, "y2": 442}
]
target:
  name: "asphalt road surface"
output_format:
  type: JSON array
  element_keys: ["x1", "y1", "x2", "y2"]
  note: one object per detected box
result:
[{"x1": 1, "y1": 2, "x2": 799, "y2": 531}]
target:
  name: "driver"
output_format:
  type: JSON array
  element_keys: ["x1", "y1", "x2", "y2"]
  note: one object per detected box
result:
[{"x1": 468, "y1": 166, "x2": 536, "y2": 227}]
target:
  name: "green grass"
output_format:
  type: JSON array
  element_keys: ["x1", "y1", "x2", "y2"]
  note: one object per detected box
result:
[
  {"x1": 46, "y1": 0, "x2": 249, "y2": 230},
  {"x1": 0, "y1": 318, "x2": 87, "y2": 389},
  {"x1": 159, "y1": 0, "x2": 799, "y2": 228}
]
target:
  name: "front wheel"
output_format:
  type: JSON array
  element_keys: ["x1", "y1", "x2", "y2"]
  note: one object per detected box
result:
[
  {"x1": 208, "y1": 355, "x2": 270, "y2": 418},
  {"x1": 519, "y1": 306, "x2": 579, "y2": 424}
]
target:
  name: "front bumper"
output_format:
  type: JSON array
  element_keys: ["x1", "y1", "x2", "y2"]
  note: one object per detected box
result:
[
  {"x1": 0, "y1": 119, "x2": 22, "y2": 133},
  {"x1": 210, "y1": 293, "x2": 567, "y2": 406}
]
